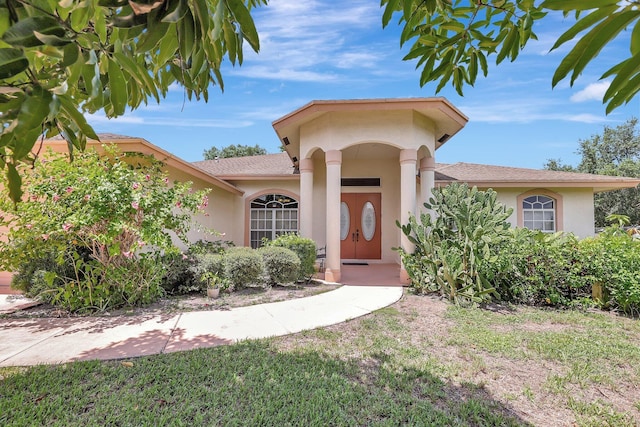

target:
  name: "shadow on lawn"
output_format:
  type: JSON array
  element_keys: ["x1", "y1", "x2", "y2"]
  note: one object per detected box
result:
[{"x1": 0, "y1": 340, "x2": 533, "y2": 426}]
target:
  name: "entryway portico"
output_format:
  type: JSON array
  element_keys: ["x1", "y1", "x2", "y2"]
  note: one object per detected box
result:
[{"x1": 272, "y1": 98, "x2": 468, "y2": 283}]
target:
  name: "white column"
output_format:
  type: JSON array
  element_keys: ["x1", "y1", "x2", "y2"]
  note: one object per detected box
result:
[
  {"x1": 325, "y1": 150, "x2": 342, "y2": 283},
  {"x1": 419, "y1": 156, "x2": 435, "y2": 217},
  {"x1": 399, "y1": 149, "x2": 417, "y2": 284},
  {"x1": 299, "y1": 158, "x2": 314, "y2": 239}
]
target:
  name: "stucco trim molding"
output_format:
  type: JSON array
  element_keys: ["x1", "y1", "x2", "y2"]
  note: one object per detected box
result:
[{"x1": 516, "y1": 189, "x2": 564, "y2": 232}]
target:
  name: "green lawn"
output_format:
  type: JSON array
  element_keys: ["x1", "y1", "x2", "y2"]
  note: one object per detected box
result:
[{"x1": 2, "y1": 294, "x2": 639, "y2": 426}]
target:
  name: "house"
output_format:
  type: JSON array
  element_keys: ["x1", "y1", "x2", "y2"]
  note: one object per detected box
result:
[{"x1": 1, "y1": 97, "x2": 639, "y2": 292}]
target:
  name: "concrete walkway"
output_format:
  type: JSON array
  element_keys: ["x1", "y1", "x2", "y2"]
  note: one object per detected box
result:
[{"x1": 0, "y1": 285, "x2": 403, "y2": 367}]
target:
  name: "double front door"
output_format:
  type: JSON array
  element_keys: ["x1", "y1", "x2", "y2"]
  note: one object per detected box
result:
[{"x1": 340, "y1": 193, "x2": 381, "y2": 259}]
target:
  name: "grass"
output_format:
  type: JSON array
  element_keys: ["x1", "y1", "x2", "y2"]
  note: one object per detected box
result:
[
  {"x1": 2, "y1": 294, "x2": 639, "y2": 426},
  {"x1": 1, "y1": 341, "x2": 525, "y2": 426}
]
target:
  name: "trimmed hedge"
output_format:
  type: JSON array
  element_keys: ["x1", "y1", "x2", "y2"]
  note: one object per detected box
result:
[
  {"x1": 223, "y1": 247, "x2": 264, "y2": 289},
  {"x1": 267, "y1": 234, "x2": 316, "y2": 281},
  {"x1": 258, "y1": 246, "x2": 301, "y2": 285}
]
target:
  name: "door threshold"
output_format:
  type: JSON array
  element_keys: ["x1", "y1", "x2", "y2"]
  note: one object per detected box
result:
[{"x1": 342, "y1": 262, "x2": 369, "y2": 266}]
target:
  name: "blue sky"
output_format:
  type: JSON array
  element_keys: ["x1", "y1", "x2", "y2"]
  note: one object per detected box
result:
[{"x1": 87, "y1": 0, "x2": 638, "y2": 169}]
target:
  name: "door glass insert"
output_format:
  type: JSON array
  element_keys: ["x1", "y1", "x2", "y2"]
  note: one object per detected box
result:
[
  {"x1": 340, "y1": 202, "x2": 350, "y2": 240},
  {"x1": 361, "y1": 201, "x2": 376, "y2": 241}
]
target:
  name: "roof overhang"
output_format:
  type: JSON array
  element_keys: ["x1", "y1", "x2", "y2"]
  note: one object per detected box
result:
[
  {"x1": 435, "y1": 179, "x2": 640, "y2": 193},
  {"x1": 273, "y1": 98, "x2": 468, "y2": 164},
  {"x1": 40, "y1": 137, "x2": 244, "y2": 196}
]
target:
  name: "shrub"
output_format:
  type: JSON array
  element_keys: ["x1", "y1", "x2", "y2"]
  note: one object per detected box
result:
[
  {"x1": 30, "y1": 254, "x2": 165, "y2": 313},
  {"x1": 267, "y1": 233, "x2": 316, "y2": 281},
  {"x1": 187, "y1": 239, "x2": 235, "y2": 255},
  {"x1": 397, "y1": 183, "x2": 513, "y2": 306},
  {"x1": 158, "y1": 252, "x2": 198, "y2": 295},
  {"x1": 189, "y1": 253, "x2": 227, "y2": 291},
  {"x1": 223, "y1": 247, "x2": 264, "y2": 289},
  {"x1": 0, "y1": 146, "x2": 209, "y2": 311},
  {"x1": 482, "y1": 229, "x2": 590, "y2": 307},
  {"x1": 258, "y1": 246, "x2": 300, "y2": 285},
  {"x1": 579, "y1": 233, "x2": 640, "y2": 316}
]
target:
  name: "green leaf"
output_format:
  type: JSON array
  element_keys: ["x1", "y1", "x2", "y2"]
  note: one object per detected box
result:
[
  {"x1": 162, "y1": 0, "x2": 188, "y2": 23},
  {"x1": 382, "y1": 0, "x2": 400, "y2": 28},
  {"x1": 556, "y1": 11, "x2": 639, "y2": 86},
  {"x1": 10, "y1": 86, "x2": 53, "y2": 159},
  {"x1": 33, "y1": 31, "x2": 71, "y2": 47},
  {"x1": 227, "y1": 0, "x2": 260, "y2": 52},
  {"x1": 2, "y1": 16, "x2": 65, "y2": 47},
  {"x1": 6, "y1": 162, "x2": 22, "y2": 203},
  {"x1": 178, "y1": 10, "x2": 195, "y2": 60},
  {"x1": 138, "y1": 22, "x2": 170, "y2": 52},
  {"x1": 550, "y1": 5, "x2": 617, "y2": 50},
  {"x1": 108, "y1": 57, "x2": 128, "y2": 116},
  {"x1": 58, "y1": 95, "x2": 99, "y2": 140},
  {"x1": 632, "y1": 19, "x2": 640, "y2": 55},
  {"x1": 60, "y1": 43, "x2": 79, "y2": 68},
  {"x1": 542, "y1": 0, "x2": 618, "y2": 11},
  {"x1": 0, "y1": 48, "x2": 28, "y2": 79}
]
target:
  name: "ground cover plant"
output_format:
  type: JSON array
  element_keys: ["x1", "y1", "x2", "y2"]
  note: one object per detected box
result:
[{"x1": 2, "y1": 294, "x2": 638, "y2": 426}]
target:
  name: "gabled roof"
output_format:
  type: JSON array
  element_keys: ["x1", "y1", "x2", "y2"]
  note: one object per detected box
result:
[
  {"x1": 435, "y1": 162, "x2": 640, "y2": 192},
  {"x1": 194, "y1": 153, "x2": 296, "y2": 180},
  {"x1": 273, "y1": 97, "x2": 469, "y2": 166},
  {"x1": 41, "y1": 134, "x2": 244, "y2": 195}
]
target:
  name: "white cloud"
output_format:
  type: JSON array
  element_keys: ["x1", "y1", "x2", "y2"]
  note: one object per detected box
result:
[
  {"x1": 232, "y1": 66, "x2": 339, "y2": 83},
  {"x1": 570, "y1": 81, "x2": 611, "y2": 102},
  {"x1": 87, "y1": 113, "x2": 253, "y2": 128},
  {"x1": 459, "y1": 99, "x2": 614, "y2": 124},
  {"x1": 233, "y1": 0, "x2": 393, "y2": 83}
]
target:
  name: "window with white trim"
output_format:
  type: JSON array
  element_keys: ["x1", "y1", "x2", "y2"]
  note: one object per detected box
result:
[
  {"x1": 522, "y1": 195, "x2": 556, "y2": 232},
  {"x1": 250, "y1": 194, "x2": 298, "y2": 248}
]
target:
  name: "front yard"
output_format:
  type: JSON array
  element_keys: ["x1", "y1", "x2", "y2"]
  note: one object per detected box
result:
[{"x1": 2, "y1": 292, "x2": 638, "y2": 426}]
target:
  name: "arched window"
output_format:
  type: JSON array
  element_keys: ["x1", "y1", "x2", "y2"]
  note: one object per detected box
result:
[
  {"x1": 250, "y1": 193, "x2": 299, "y2": 248},
  {"x1": 522, "y1": 195, "x2": 556, "y2": 232}
]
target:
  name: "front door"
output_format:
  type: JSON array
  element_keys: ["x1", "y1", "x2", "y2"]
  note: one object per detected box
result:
[{"x1": 340, "y1": 193, "x2": 381, "y2": 259}]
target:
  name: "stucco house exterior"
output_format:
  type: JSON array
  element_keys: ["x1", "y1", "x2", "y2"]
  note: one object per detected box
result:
[{"x1": 1, "y1": 97, "x2": 639, "y2": 292}]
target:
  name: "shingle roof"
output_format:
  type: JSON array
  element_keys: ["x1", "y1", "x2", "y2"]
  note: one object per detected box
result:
[
  {"x1": 435, "y1": 162, "x2": 639, "y2": 185},
  {"x1": 194, "y1": 153, "x2": 296, "y2": 177},
  {"x1": 192, "y1": 155, "x2": 639, "y2": 191},
  {"x1": 47, "y1": 133, "x2": 137, "y2": 140}
]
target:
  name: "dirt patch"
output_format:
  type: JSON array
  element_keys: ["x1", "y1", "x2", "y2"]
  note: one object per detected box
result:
[{"x1": 1, "y1": 281, "x2": 339, "y2": 319}]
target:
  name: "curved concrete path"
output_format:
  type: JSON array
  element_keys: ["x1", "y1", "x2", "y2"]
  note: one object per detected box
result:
[{"x1": 0, "y1": 285, "x2": 402, "y2": 367}]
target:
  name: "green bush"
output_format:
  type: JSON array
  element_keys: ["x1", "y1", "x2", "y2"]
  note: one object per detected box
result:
[
  {"x1": 0, "y1": 146, "x2": 209, "y2": 311},
  {"x1": 158, "y1": 252, "x2": 198, "y2": 295},
  {"x1": 482, "y1": 229, "x2": 590, "y2": 307},
  {"x1": 187, "y1": 239, "x2": 235, "y2": 255},
  {"x1": 267, "y1": 233, "x2": 316, "y2": 281},
  {"x1": 258, "y1": 246, "x2": 300, "y2": 285},
  {"x1": 397, "y1": 183, "x2": 513, "y2": 306},
  {"x1": 223, "y1": 247, "x2": 264, "y2": 289},
  {"x1": 189, "y1": 253, "x2": 227, "y2": 291},
  {"x1": 30, "y1": 255, "x2": 165, "y2": 313},
  {"x1": 579, "y1": 233, "x2": 640, "y2": 316}
]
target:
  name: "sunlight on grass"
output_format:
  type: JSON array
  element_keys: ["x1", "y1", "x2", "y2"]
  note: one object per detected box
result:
[
  {"x1": 446, "y1": 305, "x2": 640, "y2": 392},
  {"x1": 0, "y1": 341, "x2": 527, "y2": 426}
]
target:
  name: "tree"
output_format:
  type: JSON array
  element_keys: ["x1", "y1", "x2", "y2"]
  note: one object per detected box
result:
[
  {"x1": 544, "y1": 118, "x2": 640, "y2": 226},
  {"x1": 203, "y1": 143, "x2": 266, "y2": 160},
  {"x1": 382, "y1": 0, "x2": 639, "y2": 114},
  {"x1": 0, "y1": 0, "x2": 266, "y2": 201},
  {"x1": 0, "y1": 145, "x2": 210, "y2": 311},
  {"x1": 2, "y1": 0, "x2": 640, "y2": 203}
]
